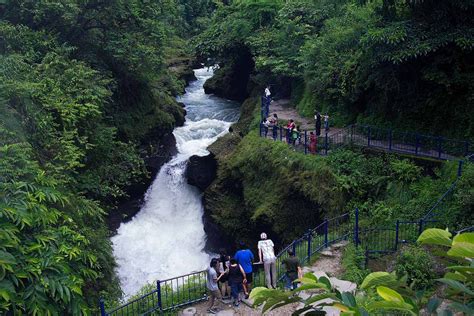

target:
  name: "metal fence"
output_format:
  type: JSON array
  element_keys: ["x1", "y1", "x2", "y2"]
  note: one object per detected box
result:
[
  {"x1": 100, "y1": 213, "x2": 352, "y2": 315},
  {"x1": 259, "y1": 123, "x2": 472, "y2": 160},
  {"x1": 101, "y1": 138, "x2": 472, "y2": 315}
]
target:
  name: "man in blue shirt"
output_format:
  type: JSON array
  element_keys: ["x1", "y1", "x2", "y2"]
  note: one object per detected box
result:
[{"x1": 234, "y1": 242, "x2": 254, "y2": 299}]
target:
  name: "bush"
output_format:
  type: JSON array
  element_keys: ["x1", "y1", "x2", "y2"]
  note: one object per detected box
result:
[
  {"x1": 341, "y1": 244, "x2": 370, "y2": 284},
  {"x1": 394, "y1": 245, "x2": 436, "y2": 290}
]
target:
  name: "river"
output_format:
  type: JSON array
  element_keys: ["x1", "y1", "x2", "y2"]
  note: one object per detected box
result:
[{"x1": 112, "y1": 68, "x2": 240, "y2": 297}]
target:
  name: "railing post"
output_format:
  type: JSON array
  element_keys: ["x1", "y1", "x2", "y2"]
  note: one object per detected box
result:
[
  {"x1": 415, "y1": 134, "x2": 420, "y2": 155},
  {"x1": 304, "y1": 130, "x2": 308, "y2": 155},
  {"x1": 307, "y1": 229, "x2": 312, "y2": 263},
  {"x1": 438, "y1": 137, "x2": 442, "y2": 159},
  {"x1": 279, "y1": 126, "x2": 283, "y2": 141},
  {"x1": 157, "y1": 280, "x2": 162, "y2": 311},
  {"x1": 325, "y1": 132, "x2": 328, "y2": 155},
  {"x1": 394, "y1": 220, "x2": 400, "y2": 251},
  {"x1": 418, "y1": 219, "x2": 423, "y2": 236},
  {"x1": 457, "y1": 160, "x2": 464, "y2": 177},
  {"x1": 388, "y1": 130, "x2": 392, "y2": 151},
  {"x1": 367, "y1": 126, "x2": 371, "y2": 147},
  {"x1": 324, "y1": 220, "x2": 328, "y2": 248},
  {"x1": 99, "y1": 299, "x2": 107, "y2": 316},
  {"x1": 354, "y1": 208, "x2": 360, "y2": 246}
]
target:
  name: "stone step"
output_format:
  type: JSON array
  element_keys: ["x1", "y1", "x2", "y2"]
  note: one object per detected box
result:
[
  {"x1": 330, "y1": 240, "x2": 349, "y2": 250},
  {"x1": 320, "y1": 250, "x2": 334, "y2": 257}
]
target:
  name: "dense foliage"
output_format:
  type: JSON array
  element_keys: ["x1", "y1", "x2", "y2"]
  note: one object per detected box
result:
[
  {"x1": 206, "y1": 131, "x2": 472, "y2": 247},
  {"x1": 251, "y1": 228, "x2": 474, "y2": 315},
  {"x1": 196, "y1": 0, "x2": 474, "y2": 138},
  {"x1": 0, "y1": 0, "x2": 215, "y2": 313},
  {"x1": 394, "y1": 245, "x2": 436, "y2": 290}
]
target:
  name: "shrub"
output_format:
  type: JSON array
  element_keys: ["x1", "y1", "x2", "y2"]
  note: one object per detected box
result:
[
  {"x1": 341, "y1": 243, "x2": 370, "y2": 284},
  {"x1": 394, "y1": 245, "x2": 436, "y2": 290}
]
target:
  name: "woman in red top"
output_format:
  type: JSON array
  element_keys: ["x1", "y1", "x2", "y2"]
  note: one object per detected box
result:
[{"x1": 309, "y1": 131, "x2": 317, "y2": 154}]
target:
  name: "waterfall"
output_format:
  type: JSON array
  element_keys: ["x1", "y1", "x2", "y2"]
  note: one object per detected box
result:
[{"x1": 112, "y1": 68, "x2": 240, "y2": 297}]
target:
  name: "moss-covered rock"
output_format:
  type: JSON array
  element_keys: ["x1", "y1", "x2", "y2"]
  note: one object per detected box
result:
[{"x1": 203, "y1": 133, "x2": 344, "y2": 250}]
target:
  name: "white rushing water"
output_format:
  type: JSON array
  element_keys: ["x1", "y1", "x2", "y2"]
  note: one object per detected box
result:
[{"x1": 112, "y1": 68, "x2": 240, "y2": 297}]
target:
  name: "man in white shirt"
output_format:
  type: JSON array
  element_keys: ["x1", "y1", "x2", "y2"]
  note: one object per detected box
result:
[
  {"x1": 264, "y1": 86, "x2": 271, "y2": 98},
  {"x1": 257, "y1": 232, "x2": 277, "y2": 289}
]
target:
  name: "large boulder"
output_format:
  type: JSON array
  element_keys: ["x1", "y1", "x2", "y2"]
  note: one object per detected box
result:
[{"x1": 185, "y1": 153, "x2": 218, "y2": 191}]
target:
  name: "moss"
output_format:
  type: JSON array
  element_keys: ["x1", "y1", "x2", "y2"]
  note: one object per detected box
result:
[{"x1": 204, "y1": 132, "x2": 345, "y2": 246}]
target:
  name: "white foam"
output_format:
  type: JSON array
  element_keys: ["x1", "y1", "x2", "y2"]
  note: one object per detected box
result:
[{"x1": 112, "y1": 68, "x2": 239, "y2": 297}]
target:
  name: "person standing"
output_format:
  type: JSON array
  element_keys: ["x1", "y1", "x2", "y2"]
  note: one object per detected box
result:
[
  {"x1": 324, "y1": 113, "x2": 330, "y2": 132},
  {"x1": 282, "y1": 250, "x2": 302, "y2": 290},
  {"x1": 309, "y1": 131, "x2": 317, "y2": 154},
  {"x1": 234, "y1": 242, "x2": 254, "y2": 299},
  {"x1": 218, "y1": 249, "x2": 231, "y2": 299},
  {"x1": 257, "y1": 232, "x2": 277, "y2": 289},
  {"x1": 315, "y1": 111, "x2": 322, "y2": 136},
  {"x1": 207, "y1": 258, "x2": 224, "y2": 314},
  {"x1": 263, "y1": 86, "x2": 271, "y2": 119},
  {"x1": 265, "y1": 85, "x2": 271, "y2": 99},
  {"x1": 262, "y1": 118, "x2": 270, "y2": 138},
  {"x1": 270, "y1": 113, "x2": 279, "y2": 140},
  {"x1": 286, "y1": 119, "x2": 296, "y2": 144},
  {"x1": 227, "y1": 258, "x2": 247, "y2": 307}
]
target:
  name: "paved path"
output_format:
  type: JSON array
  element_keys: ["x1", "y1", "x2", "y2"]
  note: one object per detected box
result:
[{"x1": 263, "y1": 101, "x2": 461, "y2": 160}]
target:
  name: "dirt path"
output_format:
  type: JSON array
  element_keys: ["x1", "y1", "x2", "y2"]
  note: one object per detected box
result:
[
  {"x1": 269, "y1": 99, "x2": 314, "y2": 130},
  {"x1": 268, "y1": 99, "x2": 342, "y2": 136},
  {"x1": 306, "y1": 242, "x2": 346, "y2": 278}
]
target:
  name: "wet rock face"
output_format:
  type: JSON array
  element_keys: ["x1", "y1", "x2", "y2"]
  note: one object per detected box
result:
[
  {"x1": 185, "y1": 153, "x2": 218, "y2": 191},
  {"x1": 107, "y1": 133, "x2": 178, "y2": 233}
]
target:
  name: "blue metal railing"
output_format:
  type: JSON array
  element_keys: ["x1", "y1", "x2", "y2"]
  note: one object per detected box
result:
[
  {"x1": 259, "y1": 123, "x2": 472, "y2": 160},
  {"x1": 101, "y1": 140, "x2": 472, "y2": 314},
  {"x1": 100, "y1": 213, "x2": 352, "y2": 315},
  {"x1": 357, "y1": 154, "x2": 472, "y2": 264}
]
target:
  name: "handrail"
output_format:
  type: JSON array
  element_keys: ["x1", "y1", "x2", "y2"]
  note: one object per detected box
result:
[
  {"x1": 102, "y1": 129, "x2": 472, "y2": 315},
  {"x1": 101, "y1": 211, "x2": 352, "y2": 315},
  {"x1": 259, "y1": 123, "x2": 472, "y2": 160},
  {"x1": 160, "y1": 270, "x2": 206, "y2": 283}
]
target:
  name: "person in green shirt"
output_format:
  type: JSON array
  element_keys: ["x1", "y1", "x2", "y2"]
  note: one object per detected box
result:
[{"x1": 282, "y1": 250, "x2": 302, "y2": 290}]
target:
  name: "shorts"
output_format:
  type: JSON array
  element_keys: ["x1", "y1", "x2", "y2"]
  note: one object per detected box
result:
[
  {"x1": 245, "y1": 272, "x2": 253, "y2": 284},
  {"x1": 209, "y1": 289, "x2": 221, "y2": 299}
]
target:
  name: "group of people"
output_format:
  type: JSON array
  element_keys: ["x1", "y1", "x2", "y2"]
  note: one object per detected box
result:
[
  {"x1": 206, "y1": 233, "x2": 302, "y2": 314},
  {"x1": 261, "y1": 114, "x2": 327, "y2": 154},
  {"x1": 260, "y1": 85, "x2": 330, "y2": 155}
]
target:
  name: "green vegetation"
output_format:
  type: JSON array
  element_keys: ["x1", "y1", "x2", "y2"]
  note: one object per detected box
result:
[
  {"x1": 251, "y1": 228, "x2": 474, "y2": 315},
  {"x1": 196, "y1": 0, "x2": 474, "y2": 139},
  {"x1": 2, "y1": 0, "x2": 473, "y2": 313},
  {"x1": 341, "y1": 244, "x2": 370, "y2": 284},
  {"x1": 206, "y1": 129, "x2": 472, "y2": 246},
  {"x1": 394, "y1": 245, "x2": 436, "y2": 290},
  {"x1": 0, "y1": 0, "x2": 216, "y2": 314}
]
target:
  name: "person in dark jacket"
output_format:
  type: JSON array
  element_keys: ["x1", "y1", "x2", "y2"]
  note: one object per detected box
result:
[
  {"x1": 227, "y1": 258, "x2": 247, "y2": 307},
  {"x1": 315, "y1": 111, "x2": 322, "y2": 136}
]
